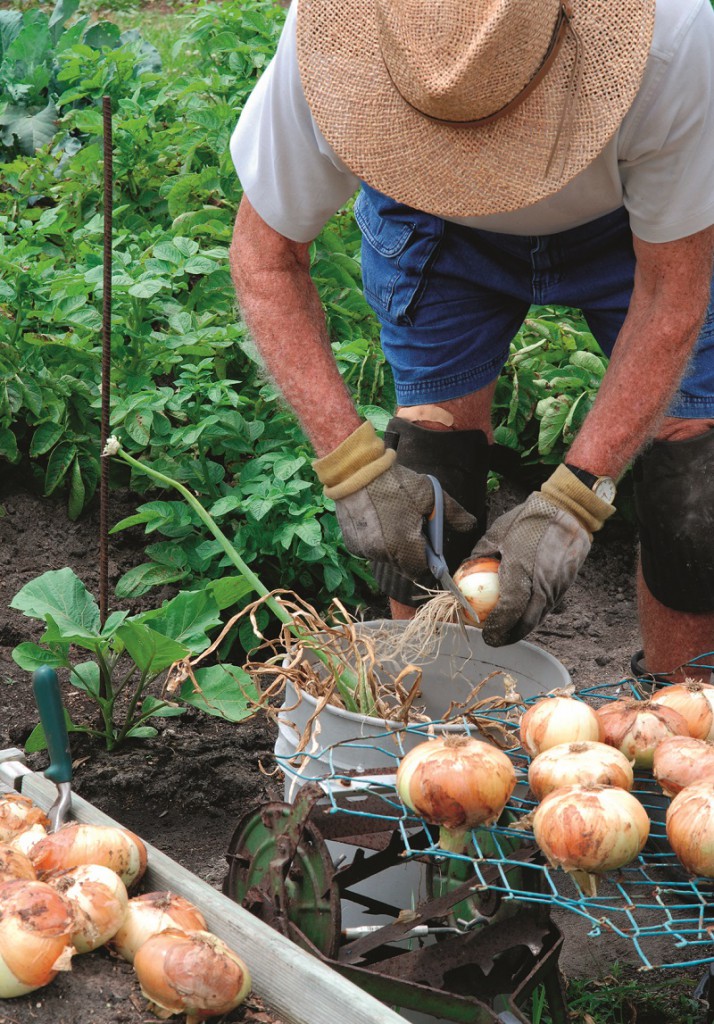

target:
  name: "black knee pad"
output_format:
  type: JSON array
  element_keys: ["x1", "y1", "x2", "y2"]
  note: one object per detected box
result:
[
  {"x1": 633, "y1": 427, "x2": 714, "y2": 613},
  {"x1": 371, "y1": 417, "x2": 490, "y2": 606}
]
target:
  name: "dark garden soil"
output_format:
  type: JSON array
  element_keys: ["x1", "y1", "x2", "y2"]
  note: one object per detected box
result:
[{"x1": 0, "y1": 470, "x2": 705, "y2": 1023}]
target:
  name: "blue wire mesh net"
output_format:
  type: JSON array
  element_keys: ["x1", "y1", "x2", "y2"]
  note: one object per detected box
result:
[{"x1": 275, "y1": 656, "x2": 714, "y2": 971}]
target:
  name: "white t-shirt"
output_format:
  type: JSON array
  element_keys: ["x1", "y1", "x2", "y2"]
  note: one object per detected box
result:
[{"x1": 230, "y1": 0, "x2": 714, "y2": 245}]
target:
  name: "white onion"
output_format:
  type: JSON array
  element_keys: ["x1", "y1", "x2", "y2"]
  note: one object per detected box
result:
[
  {"x1": 0, "y1": 843, "x2": 37, "y2": 883},
  {"x1": 453, "y1": 556, "x2": 501, "y2": 624},
  {"x1": 134, "y1": 928, "x2": 251, "y2": 1023},
  {"x1": 528, "y1": 741, "x2": 634, "y2": 801},
  {"x1": 596, "y1": 699, "x2": 690, "y2": 768},
  {"x1": 396, "y1": 735, "x2": 516, "y2": 852},
  {"x1": 519, "y1": 695, "x2": 602, "y2": 757},
  {"x1": 652, "y1": 736, "x2": 714, "y2": 797},
  {"x1": 533, "y1": 784, "x2": 650, "y2": 896},
  {"x1": 666, "y1": 781, "x2": 714, "y2": 877},
  {"x1": 47, "y1": 864, "x2": 129, "y2": 953},
  {"x1": 8, "y1": 824, "x2": 48, "y2": 857},
  {"x1": 651, "y1": 681, "x2": 714, "y2": 740},
  {"x1": 112, "y1": 891, "x2": 207, "y2": 964},
  {"x1": 0, "y1": 878, "x2": 74, "y2": 997},
  {"x1": 0, "y1": 794, "x2": 49, "y2": 842},
  {"x1": 30, "y1": 822, "x2": 147, "y2": 888}
]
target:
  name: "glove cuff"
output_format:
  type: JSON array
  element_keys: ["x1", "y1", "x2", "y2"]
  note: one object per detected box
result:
[
  {"x1": 541, "y1": 463, "x2": 616, "y2": 536},
  {"x1": 313, "y1": 421, "x2": 396, "y2": 500}
]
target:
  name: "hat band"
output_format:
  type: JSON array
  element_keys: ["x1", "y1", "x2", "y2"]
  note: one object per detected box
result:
[{"x1": 388, "y1": 2, "x2": 572, "y2": 129}]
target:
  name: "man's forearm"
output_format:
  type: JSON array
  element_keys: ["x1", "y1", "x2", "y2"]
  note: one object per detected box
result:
[
  {"x1": 567, "y1": 227, "x2": 714, "y2": 479},
  {"x1": 230, "y1": 198, "x2": 361, "y2": 457}
]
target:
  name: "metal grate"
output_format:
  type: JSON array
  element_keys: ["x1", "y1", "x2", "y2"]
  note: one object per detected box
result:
[{"x1": 275, "y1": 669, "x2": 714, "y2": 971}]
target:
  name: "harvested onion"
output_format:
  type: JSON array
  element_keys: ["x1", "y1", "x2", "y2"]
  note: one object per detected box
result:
[
  {"x1": 651, "y1": 681, "x2": 714, "y2": 740},
  {"x1": 0, "y1": 878, "x2": 74, "y2": 997},
  {"x1": 9, "y1": 824, "x2": 48, "y2": 857},
  {"x1": 666, "y1": 781, "x2": 714, "y2": 877},
  {"x1": 396, "y1": 735, "x2": 516, "y2": 853},
  {"x1": 528, "y1": 741, "x2": 634, "y2": 801},
  {"x1": 453, "y1": 556, "x2": 500, "y2": 624},
  {"x1": 519, "y1": 694, "x2": 602, "y2": 757},
  {"x1": 112, "y1": 891, "x2": 207, "y2": 964},
  {"x1": 533, "y1": 784, "x2": 650, "y2": 896},
  {"x1": 47, "y1": 864, "x2": 129, "y2": 953},
  {"x1": 30, "y1": 822, "x2": 147, "y2": 888},
  {"x1": 134, "y1": 928, "x2": 251, "y2": 1023},
  {"x1": 0, "y1": 844, "x2": 37, "y2": 883},
  {"x1": 597, "y1": 699, "x2": 689, "y2": 768},
  {"x1": 653, "y1": 736, "x2": 714, "y2": 797},
  {"x1": 0, "y1": 793, "x2": 50, "y2": 842}
]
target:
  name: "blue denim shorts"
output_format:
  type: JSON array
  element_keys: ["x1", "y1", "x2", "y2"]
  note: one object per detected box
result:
[{"x1": 354, "y1": 183, "x2": 714, "y2": 418}]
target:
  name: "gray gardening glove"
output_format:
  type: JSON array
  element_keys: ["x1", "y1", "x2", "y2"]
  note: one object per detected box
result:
[
  {"x1": 314, "y1": 421, "x2": 476, "y2": 579},
  {"x1": 469, "y1": 464, "x2": 616, "y2": 647}
]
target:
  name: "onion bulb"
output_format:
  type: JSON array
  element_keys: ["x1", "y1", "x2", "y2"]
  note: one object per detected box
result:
[
  {"x1": 9, "y1": 824, "x2": 47, "y2": 857},
  {"x1": 528, "y1": 741, "x2": 634, "y2": 801},
  {"x1": 0, "y1": 844, "x2": 37, "y2": 884},
  {"x1": 596, "y1": 699, "x2": 689, "y2": 768},
  {"x1": 30, "y1": 822, "x2": 147, "y2": 888},
  {"x1": 112, "y1": 891, "x2": 207, "y2": 964},
  {"x1": 0, "y1": 878, "x2": 74, "y2": 996},
  {"x1": 47, "y1": 864, "x2": 129, "y2": 953},
  {"x1": 396, "y1": 735, "x2": 516, "y2": 853},
  {"x1": 653, "y1": 736, "x2": 714, "y2": 797},
  {"x1": 533, "y1": 784, "x2": 650, "y2": 896},
  {"x1": 134, "y1": 928, "x2": 251, "y2": 1023},
  {"x1": 453, "y1": 556, "x2": 500, "y2": 624},
  {"x1": 519, "y1": 694, "x2": 603, "y2": 757},
  {"x1": 651, "y1": 681, "x2": 714, "y2": 740},
  {"x1": 0, "y1": 794, "x2": 50, "y2": 842},
  {"x1": 666, "y1": 781, "x2": 714, "y2": 877}
]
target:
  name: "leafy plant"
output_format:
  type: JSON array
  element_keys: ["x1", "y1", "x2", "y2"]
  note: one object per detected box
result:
[{"x1": 11, "y1": 566, "x2": 259, "y2": 750}]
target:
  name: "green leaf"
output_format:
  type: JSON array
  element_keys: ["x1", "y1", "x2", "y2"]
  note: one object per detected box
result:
[
  {"x1": 44, "y1": 440, "x2": 77, "y2": 495},
  {"x1": 115, "y1": 563, "x2": 186, "y2": 600},
  {"x1": 136, "y1": 589, "x2": 222, "y2": 653},
  {"x1": 537, "y1": 396, "x2": 573, "y2": 455},
  {"x1": 11, "y1": 568, "x2": 101, "y2": 639},
  {"x1": 125, "y1": 725, "x2": 158, "y2": 739},
  {"x1": 49, "y1": 0, "x2": 80, "y2": 42},
  {"x1": 116, "y1": 620, "x2": 190, "y2": 675},
  {"x1": 183, "y1": 256, "x2": 219, "y2": 275},
  {"x1": 141, "y1": 695, "x2": 185, "y2": 718},
  {"x1": 30, "y1": 422, "x2": 64, "y2": 457},
  {"x1": 128, "y1": 279, "x2": 166, "y2": 299},
  {"x1": 70, "y1": 661, "x2": 100, "y2": 697},
  {"x1": 67, "y1": 457, "x2": 85, "y2": 521},
  {"x1": 180, "y1": 664, "x2": 260, "y2": 722},
  {"x1": 207, "y1": 576, "x2": 254, "y2": 611},
  {"x1": 0, "y1": 101, "x2": 58, "y2": 155},
  {"x1": 0, "y1": 426, "x2": 20, "y2": 463},
  {"x1": 12, "y1": 643, "x2": 67, "y2": 671},
  {"x1": 25, "y1": 709, "x2": 80, "y2": 754},
  {"x1": 569, "y1": 350, "x2": 607, "y2": 380}
]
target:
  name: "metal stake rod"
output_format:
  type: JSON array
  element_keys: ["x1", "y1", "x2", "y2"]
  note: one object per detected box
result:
[{"x1": 99, "y1": 95, "x2": 113, "y2": 629}]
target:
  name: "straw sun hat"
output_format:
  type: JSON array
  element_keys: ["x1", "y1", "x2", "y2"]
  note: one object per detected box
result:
[{"x1": 296, "y1": 0, "x2": 656, "y2": 217}]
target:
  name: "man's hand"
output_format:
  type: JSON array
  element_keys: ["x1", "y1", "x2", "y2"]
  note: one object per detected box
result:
[
  {"x1": 314, "y1": 422, "x2": 476, "y2": 578},
  {"x1": 469, "y1": 465, "x2": 615, "y2": 646}
]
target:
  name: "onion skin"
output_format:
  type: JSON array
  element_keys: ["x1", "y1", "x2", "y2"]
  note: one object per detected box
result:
[
  {"x1": 653, "y1": 736, "x2": 714, "y2": 797},
  {"x1": 533, "y1": 784, "x2": 650, "y2": 896},
  {"x1": 0, "y1": 794, "x2": 50, "y2": 842},
  {"x1": 651, "y1": 681, "x2": 714, "y2": 741},
  {"x1": 596, "y1": 699, "x2": 690, "y2": 768},
  {"x1": 0, "y1": 844, "x2": 37, "y2": 884},
  {"x1": 519, "y1": 695, "x2": 603, "y2": 757},
  {"x1": 112, "y1": 891, "x2": 208, "y2": 964},
  {"x1": 30, "y1": 823, "x2": 147, "y2": 888},
  {"x1": 0, "y1": 879, "x2": 74, "y2": 997},
  {"x1": 396, "y1": 735, "x2": 516, "y2": 853},
  {"x1": 8, "y1": 824, "x2": 48, "y2": 857},
  {"x1": 666, "y1": 781, "x2": 714, "y2": 877},
  {"x1": 134, "y1": 928, "x2": 251, "y2": 1023},
  {"x1": 528, "y1": 741, "x2": 634, "y2": 801},
  {"x1": 46, "y1": 864, "x2": 129, "y2": 953},
  {"x1": 453, "y1": 556, "x2": 500, "y2": 624}
]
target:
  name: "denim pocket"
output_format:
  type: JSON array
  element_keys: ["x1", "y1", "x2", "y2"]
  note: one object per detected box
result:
[{"x1": 354, "y1": 184, "x2": 443, "y2": 326}]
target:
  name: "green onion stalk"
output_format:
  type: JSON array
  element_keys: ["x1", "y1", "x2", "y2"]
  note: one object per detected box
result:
[{"x1": 103, "y1": 438, "x2": 374, "y2": 715}]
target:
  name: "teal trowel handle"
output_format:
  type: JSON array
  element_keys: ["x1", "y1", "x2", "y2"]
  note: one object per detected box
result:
[{"x1": 32, "y1": 667, "x2": 72, "y2": 785}]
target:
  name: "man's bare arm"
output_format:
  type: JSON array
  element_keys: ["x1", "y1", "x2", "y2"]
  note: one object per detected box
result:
[
  {"x1": 230, "y1": 196, "x2": 361, "y2": 456},
  {"x1": 567, "y1": 225, "x2": 714, "y2": 478}
]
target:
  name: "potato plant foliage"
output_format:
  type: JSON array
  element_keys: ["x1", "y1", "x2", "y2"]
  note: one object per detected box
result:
[{"x1": 1, "y1": 0, "x2": 608, "y2": 619}]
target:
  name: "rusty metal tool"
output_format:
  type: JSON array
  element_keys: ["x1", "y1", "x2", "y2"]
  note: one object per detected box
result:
[
  {"x1": 31, "y1": 666, "x2": 72, "y2": 830},
  {"x1": 424, "y1": 475, "x2": 479, "y2": 624}
]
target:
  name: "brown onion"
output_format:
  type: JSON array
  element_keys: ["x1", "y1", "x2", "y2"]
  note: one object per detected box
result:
[
  {"x1": 519, "y1": 695, "x2": 603, "y2": 757},
  {"x1": 528, "y1": 741, "x2": 634, "y2": 801},
  {"x1": 8, "y1": 824, "x2": 47, "y2": 857},
  {"x1": 30, "y1": 822, "x2": 147, "y2": 888},
  {"x1": 112, "y1": 891, "x2": 207, "y2": 964},
  {"x1": 533, "y1": 784, "x2": 650, "y2": 896},
  {"x1": 653, "y1": 736, "x2": 714, "y2": 797},
  {"x1": 597, "y1": 699, "x2": 690, "y2": 768},
  {"x1": 651, "y1": 681, "x2": 714, "y2": 740},
  {"x1": 0, "y1": 843, "x2": 37, "y2": 884},
  {"x1": 0, "y1": 879, "x2": 74, "y2": 996},
  {"x1": 134, "y1": 928, "x2": 251, "y2": 1023},
  {"x1": 0, "y1": 794, "x2": 50, "y2": 842},
  {"x1": 453, "y1": 556, "x2": 501, "y2": 624},
  {"x1": 666, "y1": 781, "x2": 714, "y2": 877},
  {"x1": 47, "y1": 864, "x2": 129, "y2": 954},
  {"x1": 396, "y1": 735, "x2": 517, "y2": 852}
]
